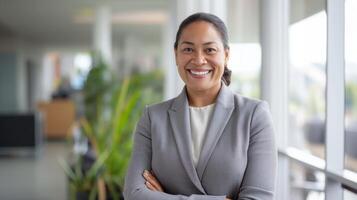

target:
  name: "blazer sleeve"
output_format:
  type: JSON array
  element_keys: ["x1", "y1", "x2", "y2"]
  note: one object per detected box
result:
[
  {"x1": 123, "y1": 107, "x2": 227, "y2": 200},
  {"x1": 237, "y1": 101, "x2": 277, "y2": 200}
]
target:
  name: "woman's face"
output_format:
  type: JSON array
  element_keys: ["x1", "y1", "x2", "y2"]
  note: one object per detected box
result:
[{"x1": 175, "y1": 21, "x2": 229, "y2": 93}]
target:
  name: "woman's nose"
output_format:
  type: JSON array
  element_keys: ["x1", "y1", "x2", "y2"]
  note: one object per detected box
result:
[{"x1": 191, "y1": 51, "x2": 207, "y2": 65}]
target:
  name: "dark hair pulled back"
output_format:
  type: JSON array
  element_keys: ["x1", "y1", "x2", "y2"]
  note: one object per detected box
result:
[{"x1": 174, "y1": 12, "x2": 232, "y2": 86}]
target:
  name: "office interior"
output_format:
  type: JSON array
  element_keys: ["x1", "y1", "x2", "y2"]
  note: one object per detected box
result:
[{"x1": 0, "y1": 0, "x2": 356, "y2": 199}]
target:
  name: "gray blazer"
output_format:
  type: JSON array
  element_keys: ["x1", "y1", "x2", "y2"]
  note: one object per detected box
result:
[{"x1": 124, "y1": 83, "x2": 277, "y2": 200}]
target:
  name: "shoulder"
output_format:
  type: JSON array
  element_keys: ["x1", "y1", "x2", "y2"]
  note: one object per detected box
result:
[
  {"x1": 232, "y1": 94, "x2": 273, "y2": 132},
  {"x1": 145, "y1": 98, "x2": 174, "y2": 112},
  {"x1": 137, "y1": 98, "x2": 175, "y2": 127},
  {"x1": 232, "y1": 93, "x2": 269, "y2": 114}
]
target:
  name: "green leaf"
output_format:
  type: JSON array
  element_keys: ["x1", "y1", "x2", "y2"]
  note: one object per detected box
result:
[
  {"x1": 86, "y1": 150, "x2": 110, "y2": 179},
  {"x1": 58, "y1": 157, "x2": 77, "y2": 181}
]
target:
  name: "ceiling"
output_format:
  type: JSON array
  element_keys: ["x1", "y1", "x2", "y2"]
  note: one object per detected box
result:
[
  {"x1": 0, "y1": 0, "x2": 326, "y2": 49},
  {"x1": 0, "y1": 0, "x2": 168, "y2": 46}
]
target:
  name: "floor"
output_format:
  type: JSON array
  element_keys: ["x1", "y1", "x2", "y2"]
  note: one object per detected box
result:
[
  {"x1": 1, "y1": 141, "x2": 357, "y2": 200},
  {"x1": 0, "y1": 141, "x2": 69, "y2": 200}
]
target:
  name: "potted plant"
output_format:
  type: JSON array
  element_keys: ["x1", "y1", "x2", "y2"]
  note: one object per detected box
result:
[
  {"x1": 81, "y1": 77, "x2": 142, "y2": 200},
  {"x1": 61, "y1": 52, "x2": 164, "y2": 199},
  {"x1": 59, "y1": 150, "x2": 110, "y2": 200}
]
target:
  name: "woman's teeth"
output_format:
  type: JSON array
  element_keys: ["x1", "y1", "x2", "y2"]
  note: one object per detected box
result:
[{"x1": 189, "y1": 70, "x2": 211, "y2": 75}]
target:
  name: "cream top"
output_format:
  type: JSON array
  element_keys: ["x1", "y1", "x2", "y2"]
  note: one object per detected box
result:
[{"x1": 189, "y1": 103, "x2": 215, "y2": 167}]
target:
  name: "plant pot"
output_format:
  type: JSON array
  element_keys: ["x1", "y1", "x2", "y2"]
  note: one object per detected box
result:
[
  {"x1": 75, "y1": 189, "x2": 99, "y2": 200},
  {"x1": 76, "y1": 191, "x2": 91, "y2": 200},
  {"x1": 105, "y1": 183, "x2": 124, "y2": 200}
]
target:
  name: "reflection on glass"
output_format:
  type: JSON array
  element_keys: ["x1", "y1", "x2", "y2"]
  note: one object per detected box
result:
[
  {"x1": 228, "y1": 43, "x2": 261, "y2": 98},
  {"x1": 289, "y1": 161, "x2": 325, "y2": 200},
  {"x1": 345, "y1": 0, "x2": 357, "y2": 172},
  {"x1": 288, "y1": 0, "x2": 326, "y2": 159}
]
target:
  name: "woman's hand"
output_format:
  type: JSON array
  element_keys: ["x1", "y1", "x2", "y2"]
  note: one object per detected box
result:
[
  {"x1": 143, "y1": 170, "x2": 164, "y2": 192},
  {"x1": 143, "y1": 169, "x2": 232, "y2": 200}
]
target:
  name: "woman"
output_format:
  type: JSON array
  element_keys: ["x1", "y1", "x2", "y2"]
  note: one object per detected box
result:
[{"x1": 124, "y1": 12, "x2": 277, "y2": 200}]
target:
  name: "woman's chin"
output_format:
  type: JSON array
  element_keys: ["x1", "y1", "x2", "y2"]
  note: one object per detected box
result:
[{"x1": 186, "y1": 83, "x2": 212, "y2": 93}]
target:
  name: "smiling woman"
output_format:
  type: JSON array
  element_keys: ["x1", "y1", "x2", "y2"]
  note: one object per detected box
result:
[
  {"x1": 175, "y1": 20, "x2": 229, "y2": 107},
  {"x1": 124, "y1": 12, "x2": 277, "y2": 200}
]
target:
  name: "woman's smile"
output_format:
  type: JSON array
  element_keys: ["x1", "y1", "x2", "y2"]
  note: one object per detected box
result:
[{"x1": 186, "y1": 68, "x2": 213, "y2": 79}]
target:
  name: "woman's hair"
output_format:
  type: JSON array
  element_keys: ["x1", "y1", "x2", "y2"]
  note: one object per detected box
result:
[{"x1": 174, "y1": 12, "x2": 232, "y2": 86}]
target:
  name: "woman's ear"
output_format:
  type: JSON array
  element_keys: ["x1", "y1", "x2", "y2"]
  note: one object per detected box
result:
[
  {"x1": 174, "y1": 48, "x2": 178, "y2": 66},
  {"x1": 224, "y1": 48, "x2": 230, "y2": 65}
]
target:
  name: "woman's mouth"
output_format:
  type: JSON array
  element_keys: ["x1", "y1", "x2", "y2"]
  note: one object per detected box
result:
[{"x1": 187, "y1": 69, "x2": 212, "y2": 78}]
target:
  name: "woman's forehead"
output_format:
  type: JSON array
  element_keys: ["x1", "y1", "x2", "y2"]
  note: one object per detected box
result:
[{"x1": 178, "y1": 21, "x2": 222, "y2": 45}]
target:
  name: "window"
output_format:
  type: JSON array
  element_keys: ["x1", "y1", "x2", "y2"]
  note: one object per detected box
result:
[
  {"x1": 289, "y1": 161, "x2": 325, "y2": 200},
  {"x1": 227, "y1": 0, "x2": 261, "y2": 99},
  {"x1": 344, "y1": 189, "x2": 357, "y2": 200},
  {"x1": 72, "y1": 53, "x2": 92, "y2": 90},
  {"x1": 272, "y1": 0, "x2": 357, "y2": 198},
  {"x1": 288, "y1": 0, "x2": 326, "y2": 159},
  {"x1": 345, "y1": 0, "x2": 357, "y2": 172},
  {"x1": 228, "y1": 43, "x2": 261, "y2": 98}
]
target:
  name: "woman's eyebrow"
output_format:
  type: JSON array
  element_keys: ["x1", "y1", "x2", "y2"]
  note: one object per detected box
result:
[
  {"x1": 180, "y1": 41, "x2": 217, "y2": 46},
  {"x1": 180, "y1": 41, "x2": 194, "y2": 45},
  {"x1": 203, "y1": 42, "x2": 217, "y2": 46}
]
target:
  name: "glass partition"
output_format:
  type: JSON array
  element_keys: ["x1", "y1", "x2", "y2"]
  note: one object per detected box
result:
[
  {"x1": 345, "y1": 0, "x2": 357, "y2": 173},
  {"x1": 289, "y1": 161, "x2": 325, "y2": 200},
  {"x1": 288, "y1": 0, "x2": 326, "y2": 159}
]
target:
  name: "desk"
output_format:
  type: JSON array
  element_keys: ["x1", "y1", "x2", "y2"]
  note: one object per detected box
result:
[{"x1": 38, "y1": 100, "x2": 75, "y2": 139}]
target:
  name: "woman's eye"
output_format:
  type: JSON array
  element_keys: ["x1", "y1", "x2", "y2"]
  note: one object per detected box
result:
[
  {"x1": 183, "y1": 48, "x2": 193, "y2": 53},
  {"x1": 206, "y1": 48, "x2": 217, "y2": 54}
]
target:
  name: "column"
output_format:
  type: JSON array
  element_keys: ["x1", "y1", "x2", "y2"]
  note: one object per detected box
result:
[
  {"x1": 196, "y1": 0, "x2": 210, "y2": 13},
  {"x1": 260, "y1": 0, "x2": 289, "y2": 200},
  {"x1": 210, "y1": 0, "x2": 227, "y2": 24},
  {"x1": 325, "y1": 0, "x2": 345, "y2": 199},
  {"x1": 163, "y1": 13, "x2": 182, "y2": 99},
  {"x1": 93, "y1": 5, "x2": 112, "y2": 66},
  {"x1": 163, "y1": 0, "x2": 195, "y2": 100}
]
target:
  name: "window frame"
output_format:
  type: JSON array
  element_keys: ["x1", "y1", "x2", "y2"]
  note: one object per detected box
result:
[{"x1": 261, "y1": 0, "x2": 357, "y2": 199}]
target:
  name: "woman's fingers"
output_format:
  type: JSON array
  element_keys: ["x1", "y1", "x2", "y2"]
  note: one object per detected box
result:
[
  {"x1": 145, "y1": 181, "x2": 156, "y2": 191},
  {"x1": 143, "y1": 170, "x2": 159, "y2": 191},
  {"x1": 143, "y1": 170, "x2": 163, "y2": 191},
  {"x1": 147, "y1": 172, "x2": 163, "y2": 191},
  {"x1": 143, "y1": 170, "x2": 164, "y2": 192}
]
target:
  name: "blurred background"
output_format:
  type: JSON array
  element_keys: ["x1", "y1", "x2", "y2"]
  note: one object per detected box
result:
[{"x1": 0, "y1": 0, "x2": 356, "y2": 200}]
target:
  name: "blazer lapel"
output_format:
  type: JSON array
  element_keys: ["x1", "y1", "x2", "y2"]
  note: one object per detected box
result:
[
  {"x1": 196, "y1": 83, "x2": 235, "y2": 180},
  {"x1": 168, "y1": 88, "x2": 206, "y2": 194}
]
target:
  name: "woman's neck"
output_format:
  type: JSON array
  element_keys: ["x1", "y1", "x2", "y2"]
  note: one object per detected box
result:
[{"x1": 186, "y1": 83, "x2": 221, "y2": 107}]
